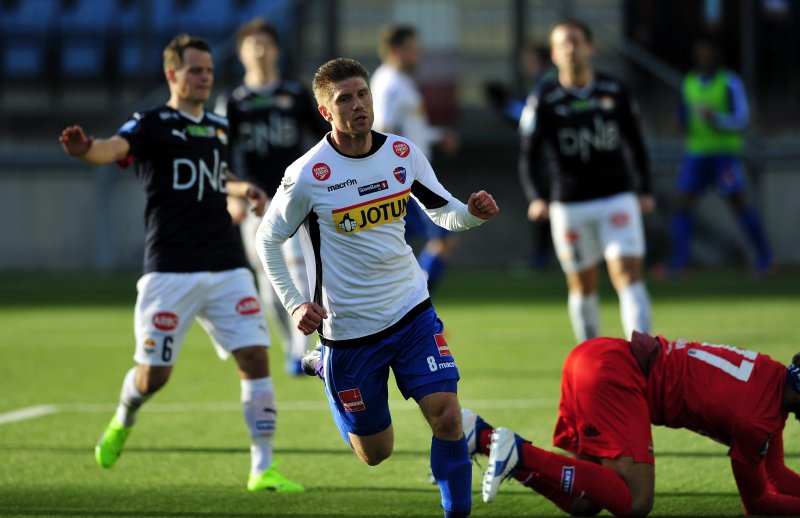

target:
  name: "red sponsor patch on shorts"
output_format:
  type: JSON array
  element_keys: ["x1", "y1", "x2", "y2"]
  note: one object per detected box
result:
[
  {"x1": 152, "y1": 311, "x2": 178, "y2": 331},
  {"x1": 392, "y1": 141, "x2": 410, "y2": 158},
  {"x1": 236, "y1": 296, "x2": 261, "y2": 315},
  {"x1": 434, "y1": 333, "x2": 451, "y2": 357},
  {"x1": 338, "y1": 388, "x2": 366, "y2": 412},
  {"x1": 565, "y1": 230, "x2": 580, "y2": 243},
  {"x1": 312, "y1": 162, "x2": 331, "y2": 181},
  {"x1": 610, "y1": 212, "x2": 630, "y2": 227}
]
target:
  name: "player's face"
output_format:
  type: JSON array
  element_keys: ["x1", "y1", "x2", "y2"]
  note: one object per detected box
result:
[
  {"x1": 398, "y1": 37, "x2": 422, "y2": 73},
  {"x1": 323, "y1": 76, "x2": 374, "y2": 138},
  {"x1": 171, "y1": 48, "x2": 213, "y2": 103},
  {"x1": 239, "y1": 33, "x2": 280, "y2": 74},
  {"x1": 550, "y1": 25, "x2": 593, "y2": 74}
]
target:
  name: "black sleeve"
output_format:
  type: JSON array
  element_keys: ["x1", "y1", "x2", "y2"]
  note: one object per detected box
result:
[
  {"x1": 116, "y1": 112, "x2": 146, "y2": 158},
  {"x1": 518, "y1": 96, "x2": 548, "y2": 202},
  {"x1": 618, "y1": 85, "x2": 652, "y2": 195}
]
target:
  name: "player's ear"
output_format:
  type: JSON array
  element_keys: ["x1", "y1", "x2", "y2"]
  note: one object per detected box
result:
[
  {"x1": 318, "y1": 105, "x2": 333, "y2": 122},
  {"x1": 165, "y1": 67, "x2": 177, "y2": 85}
]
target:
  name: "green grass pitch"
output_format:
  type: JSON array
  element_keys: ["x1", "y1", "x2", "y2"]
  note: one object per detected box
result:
[{"x1": 1, "y1": 269, "x2": 799, "y2": 517}]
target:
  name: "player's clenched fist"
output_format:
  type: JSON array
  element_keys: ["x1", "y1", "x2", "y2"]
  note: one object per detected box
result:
[
  {"x1": 467, "y1": 190, "x2": 499, "y2": 220},
  {"x1": 292, "y1": 302, "x2": 328, "y2": 335}
]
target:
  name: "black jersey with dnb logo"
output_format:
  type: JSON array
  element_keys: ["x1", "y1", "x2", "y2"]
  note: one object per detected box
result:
[
  {"x1": 520, "y1": 72, "x2": 652, "y2": 203},
  {"x1": 218, "y1": 80, "x2": 327, "y2": 197},
  {"x1": 117, "y1": 107, "x2": 247, "y2": 273}
]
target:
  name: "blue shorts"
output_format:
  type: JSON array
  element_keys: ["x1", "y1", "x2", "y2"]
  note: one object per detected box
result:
[
  {"x1": 321, "y1": 306, "x2": 460, "y2": 443},
  {"x1": 405, "y1": 198, "x2": 452, "y2": 242},
  {"x1": 677, "y1": 154, "x2": 747, "y2": 197}
]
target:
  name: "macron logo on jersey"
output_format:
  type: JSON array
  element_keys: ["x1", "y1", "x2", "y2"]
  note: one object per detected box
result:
[{"x1": 332, "y1": 189, "x2": 409, "y2": 234}]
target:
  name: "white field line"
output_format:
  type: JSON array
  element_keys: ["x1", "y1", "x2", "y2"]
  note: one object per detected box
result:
[
  {"x1": 0, "y1": 399, "x2": 556, "y2": 425},
  {"x1": 0, "y1": 404, "x2": 59, "y2": 425}
]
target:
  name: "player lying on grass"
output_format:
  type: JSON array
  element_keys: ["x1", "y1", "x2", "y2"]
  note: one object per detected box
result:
[{"x1": 465, "y1": 331, "x2": 800, "y2": 516}]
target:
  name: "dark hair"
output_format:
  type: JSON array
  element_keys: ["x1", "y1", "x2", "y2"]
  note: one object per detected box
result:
[
  {"x1": 163, "y1": 34, "x2": 211, "y2": 71},
  {"x1": 236, "y1": 17, "x2": 280, "y2": 51},
  {"x1": 378, "y1": 24, "x2": 417, "y2": 61},
  {"x1": 551, "y1": 18, "x2": 593, "y2": 44},
  {"x1": 312, "y1": 57, "x2": 370, "y2": 105}
]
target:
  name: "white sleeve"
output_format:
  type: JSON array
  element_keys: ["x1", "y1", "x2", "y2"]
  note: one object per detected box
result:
[
  {"x1": 409, "y1": 146, "x2": 485, "y2": 231},
  {"x1": 255, "y1": 168, "x2": 311, "y2": 314}
]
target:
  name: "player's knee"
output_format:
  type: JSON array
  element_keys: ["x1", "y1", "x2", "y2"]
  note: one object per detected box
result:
[
  {"x1": 356, "y1": 445, "x2": 392, "y2": 466},
  {"x1": 137, "y1": 366, "x2": 171, "y2": 394},
  {"x1": 629, "y1": 493, "x2": 653, "y2": 517},
  {"x1": 430, "y1": 404, "x2": 462, "y2": 439}
]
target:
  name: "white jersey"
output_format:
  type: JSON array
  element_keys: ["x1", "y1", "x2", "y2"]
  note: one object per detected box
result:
[
  {"x1": 370, "y1": 64, "x2": 441, "y2": 159},
  {"x1": 256, "y1": 132, "x2": 483, "y2": 344}
]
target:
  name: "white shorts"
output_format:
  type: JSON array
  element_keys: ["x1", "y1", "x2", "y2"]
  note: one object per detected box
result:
[
  {"x1": 133, "y1": 268, "x2": 270, "y2": 366},
  {"x1": 549, "y1": 192, "x2": 645, "y2": 273}
]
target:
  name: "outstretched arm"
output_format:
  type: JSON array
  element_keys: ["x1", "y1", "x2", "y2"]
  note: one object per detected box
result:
[
  {"x1": 732, "y1": 458, "x2": 800, "y2": 515},
  {"x1": 59, "y1": 125, "x2": 130, "y2": 165}
]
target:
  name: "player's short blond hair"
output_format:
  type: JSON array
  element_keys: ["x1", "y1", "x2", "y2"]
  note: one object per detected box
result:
[
  {"x1": 163, "y1": 34, "x2": 211, "y2": 72},
  {"x1": 312, "y1": 58, "x2": 370, "y2": 106}
]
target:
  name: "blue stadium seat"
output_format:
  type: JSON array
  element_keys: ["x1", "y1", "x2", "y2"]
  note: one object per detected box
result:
[
  {"x1": 176, "y1": 0, "x2": 235, "y2": 40},
  {"x1": 0, "y1": 0, "x2": 59, "y2": 78},
  {"x1": 58, "y1": 0, "x2": 119, "y2": 77}
]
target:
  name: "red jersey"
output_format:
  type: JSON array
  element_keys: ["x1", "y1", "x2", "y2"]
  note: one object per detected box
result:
[{"x1": 646, "y1": 336, "x2": 788, "y2": 466}]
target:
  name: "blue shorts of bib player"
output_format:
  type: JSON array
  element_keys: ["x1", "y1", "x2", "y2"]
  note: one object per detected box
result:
[{"x1": 322, "y1": 305, "x2": 459, "y2": 442}]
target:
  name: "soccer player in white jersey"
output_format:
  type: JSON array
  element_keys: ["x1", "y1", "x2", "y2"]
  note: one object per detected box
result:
[
  {"x1": 370, "y1": 25, "x2": 459, "y2": 292},
  {"x1": 256, "y1": 58, "x2": 499, "y2": 517},
  {"x1": 58, "y1": 34, "x2": 303, "y2": 493}
]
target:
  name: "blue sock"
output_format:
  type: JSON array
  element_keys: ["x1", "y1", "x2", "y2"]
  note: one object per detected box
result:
[
  {"x1": 737, "y1": 207, "x2": 772, "y2": 271},
  {"x1": 419, "y1": 251, "x2": 448, "y2": 292},
  {"x1": 669, "y1": 210, "x2": 694, "y2": 271},
  {"x1": 430, "y1": 436, "x2": 472, "y2": 517}
]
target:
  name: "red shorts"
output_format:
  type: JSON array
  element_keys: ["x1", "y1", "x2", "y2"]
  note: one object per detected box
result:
[{"x1": 553, "y1": 337, "x2": 655, "y2": 464}]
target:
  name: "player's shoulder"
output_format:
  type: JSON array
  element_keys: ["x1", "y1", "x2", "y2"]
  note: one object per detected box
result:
[
  {"x1": 118, "y1": 106, "x2": 167, "y2": 133},
  {"x1": 593, "y1": 71, "x2": 627, "y2": 95},
  {"x1": 286, "y1": 138, "x2": 332, "y2": 183},
  {"x1": 204, "y1": 111, "x2": 228, "y2": 128},
  {"x1": 537, "y1": 80, "x2": 567, "y2": 106}
]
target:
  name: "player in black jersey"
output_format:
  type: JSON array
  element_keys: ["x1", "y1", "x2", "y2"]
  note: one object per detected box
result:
[
  {"x1": 519, "y1": 19, "x2": 654, "y2": 342},
  {"x1": 58, "y1": 34, "x2": 303, "y2": 493},
  {"x1": 215, "y1": 18, "x2": 328, "y2": 376}
]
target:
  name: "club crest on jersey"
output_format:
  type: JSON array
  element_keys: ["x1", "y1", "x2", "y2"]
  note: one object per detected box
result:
[
  {"x1": 312, "y1": 162, "x2": 331, "y2": 181},
  {"x1": 236, "y1": 297, "x2": 260, "y2": 315},
  {"x1": 610, "y1": 212, "x2": 630, "y2": 227},
  {"x1": 393, "y1": 141, "x2": 410, "y2": 158},
  {"x1": 143, "y1": 338, "x2": 157, "y2": 355},
  {"x1": 338, "y1": 388, "x2": 366, "y2": 412},
  {"x1": 152, "y1": 312, "x2": 178, "y2": 331},
  {"x1": 434, "y1": 334, "x2": 451, "y2": 357},
  {"x1": 393, "y1": 167, "x2": 407, "y2": 184},
  {"x1": 216, "y1": 128, "x2": 228, "y2": 145},
  {"x1": 332, "y1": 190, "x2": 409, "y2": 234}
]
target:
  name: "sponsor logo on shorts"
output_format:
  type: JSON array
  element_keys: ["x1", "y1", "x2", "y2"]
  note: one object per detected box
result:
[
  {"x1": 236, "y1": 297, "x2": 261, "y2": 315},
  {"x1": 437, "y1": 361, "x2": 456, "y2": 369},
  {"x1": 338, "y1": 388, "x2": 366, "y2": 412},
  {"x1": 152, "y1": 312, "x2": 178, "y2": 331},
  {"x1": 327, "y1": 178, "x2": 358, "y2": 192},
  {"x1": 434, "y1": 334, "x2": 451, "y2": 357},
  {"x1": 610, "y1": 212, "x2": 630, "y2": 227},
  {"x1": 143, "y1": 338, "x2": 157, "y2": 355},
  {"x1": 332, "y1": 189, "x2": 409, "y2": 234},
  {"x1": 565, "y1": 230, "x2": 580, "y2": 243},
  {"x1": 560, "y1": 466, "x2": 575, "y2": 494},
  {"x1": 358, "y1": 180, "x2": 389, "y2": 196},
  {"x1": 393, "y1": 166, "x2": 407, "y2": 184},
  {"x1": 392, "y1": 141, "x2": 410, "y2": 158},
  {"x1": 312, "y1": 162, "x2": 331, "y2": 181}
]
